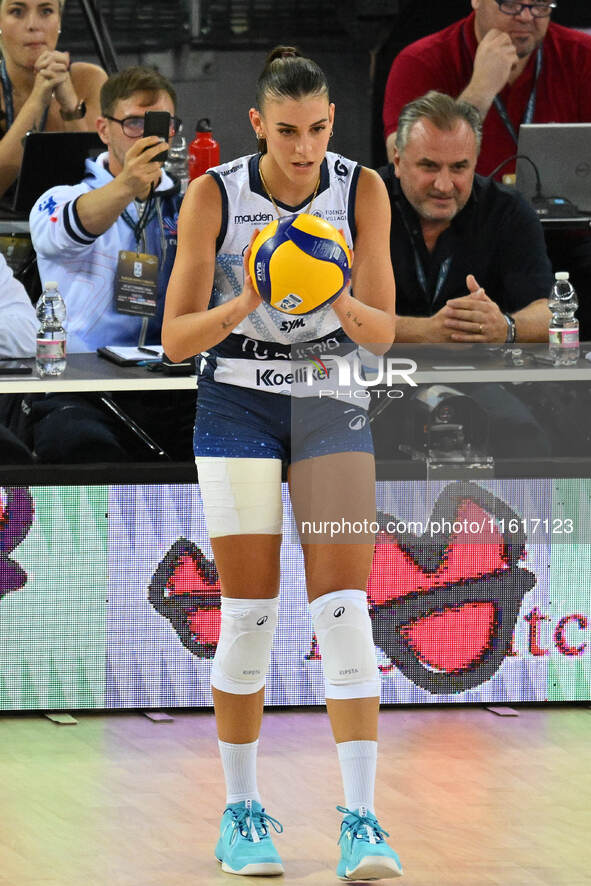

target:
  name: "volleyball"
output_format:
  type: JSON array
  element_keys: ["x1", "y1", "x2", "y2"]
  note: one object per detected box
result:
[{"x1": 248, "y1": 213, "x2": 351, "y2": 315}]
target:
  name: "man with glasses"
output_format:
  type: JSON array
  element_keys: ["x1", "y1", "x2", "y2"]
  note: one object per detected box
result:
[
  {"x1": 24, "y1": 67, "x2": 191, "y2": 464},
  {"x1": 383, "y1": 1, "x2": 591, "y2": 178},
  {"x1": 30, "y1": 65, "x2": 181, "y2": 352}
]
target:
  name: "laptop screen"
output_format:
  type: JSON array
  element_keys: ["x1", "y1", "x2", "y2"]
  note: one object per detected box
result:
[
  {"x1": 516, "y1": 123, "x2": 591, "y2": 213},
  {"x1": 11, "y1": 130, "x2": 103, "y2": 215}
]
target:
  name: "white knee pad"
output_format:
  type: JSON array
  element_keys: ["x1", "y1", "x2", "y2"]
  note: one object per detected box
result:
[
  {"x1": 309, "y1": 589, "x2": 380, "y2": 700},
  {"x1": 196, "y1": 456, "x2": 283, "y2": 538},
  {"x1": 211, "y1": 597, "x2": 279, "y2": 695}
]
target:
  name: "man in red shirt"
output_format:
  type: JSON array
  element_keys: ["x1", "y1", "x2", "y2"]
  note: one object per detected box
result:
[{"x1": 383, "y1": 1, "x2": 591, "y2": 177}]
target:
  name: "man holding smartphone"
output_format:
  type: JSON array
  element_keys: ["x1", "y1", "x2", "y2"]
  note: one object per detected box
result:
[
  {"x1": 26, "y1": 66, "x2": 191, "y2": 463},
  {"x1": 30, "y1": 65, "x2": 181, "y2": 354}
]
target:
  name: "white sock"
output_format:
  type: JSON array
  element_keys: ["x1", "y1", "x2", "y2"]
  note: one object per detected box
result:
[
  {"x1": 336, "y1": 740, "x2": 377, "y2": 813},
  {"x1": 218, "y1": 739, "x2": 261, "y2": 805}
]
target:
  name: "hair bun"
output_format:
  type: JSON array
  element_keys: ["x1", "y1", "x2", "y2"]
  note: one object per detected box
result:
[{"x1": 265, "y1": 45, "x2": 301, "y2": 67}]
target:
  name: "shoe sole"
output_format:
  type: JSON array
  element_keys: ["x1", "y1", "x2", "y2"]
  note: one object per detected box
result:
[
  {"x1": 339, "y1": 855, "x2": 403, "y2": 880},
  {"x1": 217, "y1": 858, "x2": 284, "y2": 876}
]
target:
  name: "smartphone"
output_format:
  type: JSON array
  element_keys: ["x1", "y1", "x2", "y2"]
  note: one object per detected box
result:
[{"x1": 143, "y1": 111, "x2": 170, "y2": 163}]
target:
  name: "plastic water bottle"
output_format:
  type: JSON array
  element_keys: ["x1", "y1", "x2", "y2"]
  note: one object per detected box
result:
[
  {"x1": 188, "y1": 118, "x2": 220, "y2": 181},
  {"x1": 548, "y1": 271, "x2": 579, "y2": 366},
  {"x1": 164, "y1": 123, "x2": 189, "y2": 194},
  {"x1": 36, "y1": 281, "x2": 67, "y2": 376}
]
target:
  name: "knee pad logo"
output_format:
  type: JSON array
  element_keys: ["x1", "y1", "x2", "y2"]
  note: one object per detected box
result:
[
  {"x1": 0, "y1": 487, "x2": 34, "y2": 601},
  {"x1": 367, "y1": 482, "x2": 536, "y2": 694},
  {"x1": 334, "y1": 607, "x2": 345, "y2": 618},
  {"x1": 148, "y1": 537, "x2": 221, "y2": 656}
]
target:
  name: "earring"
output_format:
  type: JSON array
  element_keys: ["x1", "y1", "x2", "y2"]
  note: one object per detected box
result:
[
  {"x1": 256, "y1": 132, "x2": 266, "y2": 153},
  {"x1": 330, "y1": 129, "x2": 334, "y2": 138}
]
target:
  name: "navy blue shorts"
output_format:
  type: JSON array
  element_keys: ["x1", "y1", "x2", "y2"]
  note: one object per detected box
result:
[{"x1": 194, "y1": 379, "x2": 373, "y2": 463}]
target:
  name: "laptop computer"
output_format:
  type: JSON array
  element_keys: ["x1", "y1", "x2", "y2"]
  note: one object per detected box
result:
[
  {"x1": 515, "y1": 123, "x2": 591, "y2": 220},
  {"x1": 9, "y1": 130, "x2": 103, "y2": 216}
]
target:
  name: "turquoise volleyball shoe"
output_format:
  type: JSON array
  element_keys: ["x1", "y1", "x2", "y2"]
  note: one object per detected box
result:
[
  {"x1": 215, "y1": 798, "x2": 284, "y2": 876},
  {"x1": 336, "y1": 805, "x2": 403, "y2": 880}
]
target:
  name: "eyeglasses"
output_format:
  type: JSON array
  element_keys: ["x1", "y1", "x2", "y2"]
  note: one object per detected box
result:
[
  {"x1": 104, "y1": 114, "x2": 182, "y2": 138},
  {"x1": 494, "y1": 1, "x2": 556, "y2": 17}
]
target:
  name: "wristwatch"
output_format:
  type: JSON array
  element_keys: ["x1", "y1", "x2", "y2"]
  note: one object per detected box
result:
[
  {"x1": 504, "y1": 313, "x2": 516, "y2": 343},
  {"x1": 60, "y1": 99, "x2": 86, "y2": 121}
]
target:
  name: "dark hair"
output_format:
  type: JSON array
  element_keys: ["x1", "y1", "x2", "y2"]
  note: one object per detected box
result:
[
  {"x1": 255, "y1": 45, "x2": 329, "y2": 110},
  {"x1": 100, "y1": 66, "x2": 177, "y2": 117},
  {"x1": 396, "y1": 91, "x2": 482, "y2": 153}
]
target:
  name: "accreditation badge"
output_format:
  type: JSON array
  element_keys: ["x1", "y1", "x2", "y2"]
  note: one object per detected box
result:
[{"x1": 115, "y1": 251, "x2": 159, "y2": 317}]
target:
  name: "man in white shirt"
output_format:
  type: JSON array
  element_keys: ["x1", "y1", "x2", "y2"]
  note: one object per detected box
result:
[
  {"x1": 0, "y1": 252, "x2": 36, "y2": 462},
  {"x1": 0, "y1": 252, "x2": 36, "y2": 357}
]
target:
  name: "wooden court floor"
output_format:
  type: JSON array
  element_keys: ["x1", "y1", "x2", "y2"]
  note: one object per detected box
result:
[{"x1": 0, "y1": 704, "x2": 589, "y2": 886}]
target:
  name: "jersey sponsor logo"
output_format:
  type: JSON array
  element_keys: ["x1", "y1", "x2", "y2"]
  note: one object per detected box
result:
[
  {"x1": 234, "y1": 211, "x2": 274, "y2": 224},
  {"x1": 255, "y1": 364, "x2": 334, "y2": 387},
  {"x1": 218, "y1": 163, "x2": 243, "y2": 176},
  {"x1": 334, "y1": 159, "x2": 348, "y2": 177},
  {"x1": 324, "y1": 208, "x2": 347, "y2": 222},
  {"x1": 240, "y1": 337, "x2": 289, "y2": 360},
  {"x1": 39, "y1": 195, "x2": 58, "y2": 216},
  {"x1": 279, "y1": 317, "x2": 306, "y2": 333}
]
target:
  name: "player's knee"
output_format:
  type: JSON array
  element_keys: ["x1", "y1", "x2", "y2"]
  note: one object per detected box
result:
[
  {"x1": 309, "y1": 589, "x2": 380, "y2": 699},
  {"x1": 196, "y1": 456, "x2": 283, "y2": 537},
  {"x1": 211, "y1": 597, "x2": 279, "y2": 695}
]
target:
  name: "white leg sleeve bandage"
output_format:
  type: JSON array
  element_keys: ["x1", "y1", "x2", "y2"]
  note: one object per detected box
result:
[
  {"x1": 196, "y1": 456, "x2": 283, "y2": 538},
  {"x1": 309, "y1": 589, "x2": 380, "y2": 700},
  {"x1": 211, "y1": 597, "x2": 279, "y2": 695}
]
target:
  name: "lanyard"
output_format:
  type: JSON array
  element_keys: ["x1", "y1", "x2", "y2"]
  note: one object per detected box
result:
[
  {"x1": 493, "y1": 46, "x2": 543, "y2": 145},
  {"x1": 0, "y1": 58, "x2": 49, "y2": 131},
  {"x1": 121, "y1": 189, "x2": 157, "y2": 252},
  {"x1": 413, "y1": 252, "x2": 452, "y2": 304},
  {"x1": 395, "y1": 200, "x2": 452, "y2": 304}
]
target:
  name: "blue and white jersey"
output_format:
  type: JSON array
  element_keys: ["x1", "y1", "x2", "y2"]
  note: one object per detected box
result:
[{"x1": 203, "y1": 151, "x2": 361, "y2": 394}]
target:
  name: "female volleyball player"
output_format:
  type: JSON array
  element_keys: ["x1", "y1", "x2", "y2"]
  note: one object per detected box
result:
[{"x1": 162, "y1": 47, "x2": 402, "y2": 880}]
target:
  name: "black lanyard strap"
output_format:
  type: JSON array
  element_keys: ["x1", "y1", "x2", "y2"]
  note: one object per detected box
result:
[
  {"x1": 395, "y1": 199, "x2": 452, "y2": 304},
  {"x1": 493, "y1": 46, "x2": 543, "y2": 145},
  {"x1": 121, "y1": 184, "x2": 157, "y2": 250}
]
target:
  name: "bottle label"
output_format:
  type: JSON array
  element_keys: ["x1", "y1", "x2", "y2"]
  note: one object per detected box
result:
[
  {"x1": 37, "y1": 339, "x2": 66, "y2": 359},
  {"x1": 549, "y1": 328, "x2": 579, "y2": 348}
]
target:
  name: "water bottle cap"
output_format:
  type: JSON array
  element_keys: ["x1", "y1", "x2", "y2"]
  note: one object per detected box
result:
[
  {"x1": 555, "y1": 271, "x2": 569, "y2": 281},
  {"x1": 44, "y1": 281, "x2": 59, "y2": 290},
  {"x1": 196, "y1": 117, "x2": 212, "y2": 133}
]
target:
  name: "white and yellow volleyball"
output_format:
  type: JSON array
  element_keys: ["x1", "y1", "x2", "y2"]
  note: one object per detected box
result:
[{"x1": 248, "y1": 213, "x2": 351, "y2": 315}]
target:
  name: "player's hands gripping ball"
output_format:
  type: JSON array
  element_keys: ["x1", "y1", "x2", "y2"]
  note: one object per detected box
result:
[{"x1": 248, "y1": 213, "x2": 351, "y2": 314}]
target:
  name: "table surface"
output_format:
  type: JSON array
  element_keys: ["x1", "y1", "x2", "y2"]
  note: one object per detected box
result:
[
  {"x1": 0, "y1": 352, "x2": 197, "y2": 393},
  {"x1": 2, "y1": 345, "x2": 591, "y2": 394}
]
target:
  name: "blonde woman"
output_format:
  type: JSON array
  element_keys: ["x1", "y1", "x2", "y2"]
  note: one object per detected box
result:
[{"x1": 0, "y1": 0, "x2": 106, "y2": 197}]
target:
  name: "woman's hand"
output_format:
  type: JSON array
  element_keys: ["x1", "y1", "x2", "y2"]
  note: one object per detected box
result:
[{"x1": 32, "y1": 50, "x2": 76, "y2": 109}]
